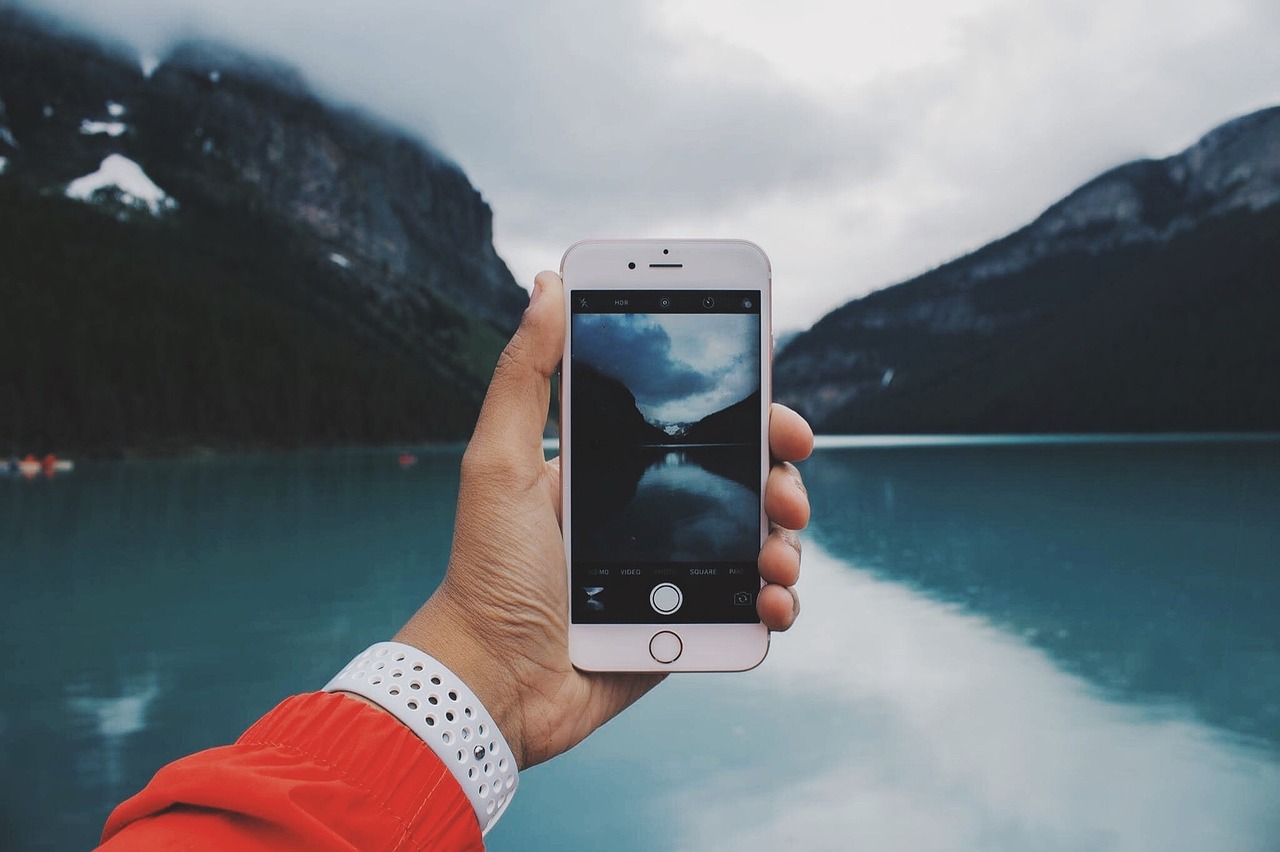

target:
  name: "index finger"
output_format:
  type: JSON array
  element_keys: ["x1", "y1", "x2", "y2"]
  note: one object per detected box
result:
[{"x1": 769, "y1": 403, "x2": 814, "y2": 463}]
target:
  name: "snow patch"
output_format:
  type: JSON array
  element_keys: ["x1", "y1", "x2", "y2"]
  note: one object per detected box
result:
[
  {"x1": 65, "y1": 154, "x2": 177, "y2": 216},
  {"x1": 329, "y1": 253, "x2": 352, "y2": 269},
  {"x1": 106, "y1": 101, "x2": 126, "y2": 118},
  {"x1": 79, "y1": 120, "x2": 127, "y2": 138},
  {"x1": 208, "y1": 70, "x2": 221, "y2": 83},
  {"x1": 0, "y1": 156, "x2": 8, "y2": 176},
  {"x1": 42, "y1": 105, "x2": 54, "y2": 118},
  {"x1": 140, "y1": 55, "x2": 159, "y2": 78},
  {"x1": 880, "y1": 368, "x2": 895, "y2": 388}
]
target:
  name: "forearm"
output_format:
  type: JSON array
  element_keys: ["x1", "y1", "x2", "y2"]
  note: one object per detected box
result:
[{"x1": 98, "y1": 692, "x2": 483, "y2": 851}]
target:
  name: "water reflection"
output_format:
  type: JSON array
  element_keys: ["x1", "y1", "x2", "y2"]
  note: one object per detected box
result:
[
  {"x1": 624, "y1": 451, "x2": 757, "y2": 561},
  {"x1": 573, "y1": 445, "x2": 759, "y2": 562},
  {"x1": 801, "y1": 440, "x2": 1280, "y2": 748},
  {"x1": 670, "y1": 545, "x2": 1280, "y2": 851},
  {"x1": 67, "y1": 667, "x2": 162, "y2": 792}
]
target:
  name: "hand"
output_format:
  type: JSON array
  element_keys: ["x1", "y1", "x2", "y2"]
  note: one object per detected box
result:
[{"x1": 395, "y1": 270, "x2": 813, "y2": 769}]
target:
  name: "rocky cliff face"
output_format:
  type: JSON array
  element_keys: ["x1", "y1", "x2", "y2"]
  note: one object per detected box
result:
[
  {"x1": 0, "y1": 12, "x2": 524, "y2": 335},
  {"x1": 0, "y1": 8, "x2": 525, "y2": 454},
  {"x1": 777, "y1": 106, "x2": 1280, "y2": 433},
  {"x1": 149, "y1": 40, "x2": 526, "y2": 331},
  {"x1": 962, "y1": 108, "x2": 1280, "y2": 288}
]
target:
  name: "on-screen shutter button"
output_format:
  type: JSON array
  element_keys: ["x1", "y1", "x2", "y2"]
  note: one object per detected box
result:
[{"x1": 650, "y1": 583, "x2": 683, "y2": 615}]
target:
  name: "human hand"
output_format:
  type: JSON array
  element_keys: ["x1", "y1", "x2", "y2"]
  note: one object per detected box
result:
[{"x1": 395, "y1": 270, "x2": 813, "y2": 769}]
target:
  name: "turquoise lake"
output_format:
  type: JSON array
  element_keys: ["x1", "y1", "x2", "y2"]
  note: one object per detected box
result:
[{"x1": 2, "y1": 437, "x2": 1279, "y2": 850}]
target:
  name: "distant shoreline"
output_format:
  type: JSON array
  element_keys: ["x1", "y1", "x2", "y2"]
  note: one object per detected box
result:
[
  {"x1": 2, "y1": 440, "x2": 474, "y2": 464},
  {"x1": 811, "y1": 432, "x2": 1280, "y2": 449},
  {"x1": 15, "y1": 431, "x2": 1280, "y2": 464}
]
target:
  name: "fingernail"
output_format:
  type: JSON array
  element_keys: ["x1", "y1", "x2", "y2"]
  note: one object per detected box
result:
[{"x1": 527, "y1": 277, "x2": 544, "y2": 309}]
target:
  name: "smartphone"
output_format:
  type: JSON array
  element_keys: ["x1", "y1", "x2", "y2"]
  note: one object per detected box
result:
[{"x1": 560, "y1": 239, "x2": 772, "y2": 671}]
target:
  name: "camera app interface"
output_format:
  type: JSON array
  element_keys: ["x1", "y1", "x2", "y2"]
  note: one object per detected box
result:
[{"x1": 571, "y1": 290, "x2": 762, "y2": 624}]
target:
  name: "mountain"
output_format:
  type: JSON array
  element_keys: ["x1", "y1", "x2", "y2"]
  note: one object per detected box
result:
[
  {"x1": 776, "y1": 106, "x2": 1280, "y2": 434},
  {"x1": 682, "y1": 390, "x2": 760, "y2": 445},
  {"x1": 569, "y1": 355, "x2": 760, "y2": 449},
  {"x1": 570, "y1": 362, "x2": 668, "y2": 447},
  {"x1": 0, "y1": 7, "x2": 526, "y2": 456}
]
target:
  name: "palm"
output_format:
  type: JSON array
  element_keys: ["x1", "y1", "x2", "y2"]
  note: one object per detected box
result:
[
  {"x1": 437, "y1": 452, "x2": 661, "y2": 768},
  {"x1": 396, "y1": 270, "x2": 808, "y2": 771}
]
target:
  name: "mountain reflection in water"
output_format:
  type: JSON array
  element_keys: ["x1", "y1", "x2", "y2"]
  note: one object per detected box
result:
[
  {"x1": 573, "y1": 444, "x2": 758, "y2": 562},
  {"x1": 801, "y1": 439, "x2": 1280, "y2": 748}
]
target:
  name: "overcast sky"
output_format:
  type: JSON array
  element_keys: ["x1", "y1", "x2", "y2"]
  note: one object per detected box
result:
[
  {"x1": 17, "y1": 0, "x2": 1280, "y2": 330},
  {"x1": 574, "y1": 312, "x2": 758, "y2": 424}
]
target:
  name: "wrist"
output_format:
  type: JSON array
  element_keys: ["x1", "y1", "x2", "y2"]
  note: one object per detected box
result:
[
  {"x1": 392, "y1": 594, "x2": 527, "y2": 767},
  {"x1": 325, "y1": 641, "x2": 519, "y2": 835}
]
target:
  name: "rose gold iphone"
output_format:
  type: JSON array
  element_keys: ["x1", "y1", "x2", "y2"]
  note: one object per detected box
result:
[{"x1": 560, "y1": 239, "x2": 771, "y2": 671}]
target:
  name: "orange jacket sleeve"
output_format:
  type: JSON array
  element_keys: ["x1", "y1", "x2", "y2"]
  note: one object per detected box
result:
[{"x1": 98, "y1": 691, "x2": 484, "y2": 851}]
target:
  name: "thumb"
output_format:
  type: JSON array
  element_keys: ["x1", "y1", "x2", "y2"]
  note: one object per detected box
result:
[{"x1": 465, "y1": 270, "x2": 564, "y2": 479}]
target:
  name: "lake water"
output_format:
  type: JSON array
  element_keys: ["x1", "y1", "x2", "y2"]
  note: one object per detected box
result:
[
  {"x1": 2, "y1": 437, "x2": 1279, "y2": 850},
  {"x1": 572, "y1": 444, "x2": 761, "y2": 624}
]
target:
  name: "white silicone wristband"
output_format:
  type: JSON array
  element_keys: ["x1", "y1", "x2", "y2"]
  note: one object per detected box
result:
[{"x1": 324, "y1": 642, "x2": 518, "y2": 836}]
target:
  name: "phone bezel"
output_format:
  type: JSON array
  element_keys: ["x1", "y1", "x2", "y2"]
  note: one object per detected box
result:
[{"x1": 560, "y1": 239, "x2": 772, "y2": 672}]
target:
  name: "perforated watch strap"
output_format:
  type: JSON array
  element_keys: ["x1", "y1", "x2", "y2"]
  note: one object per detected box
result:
[{"x1": 324, "y1": 642, "x2": 518, "y2": 835}]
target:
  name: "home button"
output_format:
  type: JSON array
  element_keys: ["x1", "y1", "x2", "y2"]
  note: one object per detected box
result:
[{"x1": 649, "y1": 631, "x2": 683, "y2": 664}]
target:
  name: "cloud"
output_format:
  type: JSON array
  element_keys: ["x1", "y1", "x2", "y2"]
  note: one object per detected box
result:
[
  {"x1": 14, "y1": 0, "x2": 884, "y2": 328},
  {"x1": 15, "y1": 0, "x2": 1280, "y2": 332},
  {"x1": 16, "y1": 0, "x2": 881, "y2": 225},
  {"x1": 574, "y1": 313, "x2": 713, "y2": 404},
  {"x1": 573, "y1": 312, "x2": 757, "y2": 423}
]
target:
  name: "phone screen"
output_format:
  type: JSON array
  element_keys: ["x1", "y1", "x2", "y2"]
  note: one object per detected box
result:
[{"x1": 570, "y1": 289, "x2": 762, "y2": 624}]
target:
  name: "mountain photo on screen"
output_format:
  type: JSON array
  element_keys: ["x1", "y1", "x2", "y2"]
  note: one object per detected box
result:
[{"x1": 571, "y1": 310, "x2": 761, "y2": 565}]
